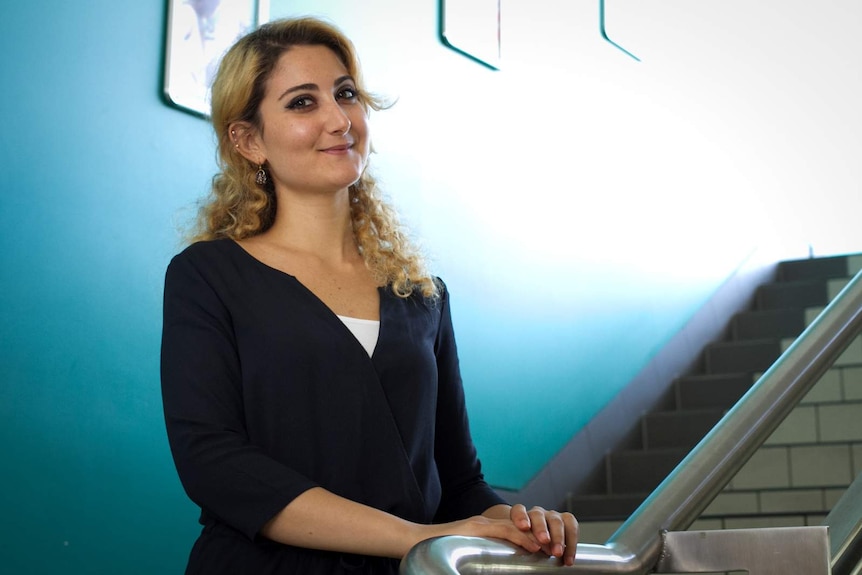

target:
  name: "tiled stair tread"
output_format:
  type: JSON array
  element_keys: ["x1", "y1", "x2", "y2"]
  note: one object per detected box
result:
[
  {"x1": 566, "y1": 493, "x2": 647, "y2": 520},
  {"x1": 643, "y1": 409, "x2": 725, "y2": 449},
  {"x1": 705, "y1": 339, "x2": 782, "y2": 374},
  {"x1": 778, "y1": 255, "x2": 853, "y2": 281},
  {"x1": 676, "y1": 373, "x2": 754, "y2": 409},
  {"x1": 756, "y1": 279, "x2": 830, "y2": 310},
  {"x1": 608, "y1": 449, "x2": 687, "y2": 494},
  {"x1": 568, "y1": 254, "x2": 862, "y2": 523},
  {"x1": 731, "y1": 308, "x2": 806, "y2": 340},
  {"x1": 647, "y1": 407, "x2": 727, "y2": 419}
]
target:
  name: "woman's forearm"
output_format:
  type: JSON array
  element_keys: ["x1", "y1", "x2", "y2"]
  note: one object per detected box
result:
[
  {"x1": 260, "y1": 488, "x2": 546, "y2": 559},
  {"x1": 259, "y1": 487, "x2": 423, "y2": 558}
]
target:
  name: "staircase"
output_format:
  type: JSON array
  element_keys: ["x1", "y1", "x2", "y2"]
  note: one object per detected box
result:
[{"x1": 574, "y1": 253, "x2": 862, "y2": 543}]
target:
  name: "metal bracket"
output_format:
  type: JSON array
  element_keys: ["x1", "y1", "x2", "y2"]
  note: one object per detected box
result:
[{"x1": 655, "y1": 526, "x2": 831, "y2": 574}]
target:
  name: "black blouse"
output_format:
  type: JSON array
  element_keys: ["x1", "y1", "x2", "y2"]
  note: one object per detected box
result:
[{"x1": 160, "y1": 239, "x2": 504, "y2": 574}]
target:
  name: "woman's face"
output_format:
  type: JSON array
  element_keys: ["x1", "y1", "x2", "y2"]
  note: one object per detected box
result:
[{"x1": 252, "y1": 45, "x2": 370, "y2": 198}]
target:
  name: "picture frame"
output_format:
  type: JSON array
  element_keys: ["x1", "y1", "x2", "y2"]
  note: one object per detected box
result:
[
  {"x1": 439, "y1": 0, "x2": 501, "y2": 70},
  {"x1": 163, "y1": 0, "x2": 270, "y2": 117}
]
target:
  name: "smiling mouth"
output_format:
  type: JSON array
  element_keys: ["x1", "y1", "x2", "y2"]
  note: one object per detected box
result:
[{"x1": 322, "y1": 143, "x2": 353, "y2": 153}]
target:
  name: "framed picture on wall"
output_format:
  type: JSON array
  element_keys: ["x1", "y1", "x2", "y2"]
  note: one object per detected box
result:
[
  {"x1": 163, "y1": 0, "x2": 270, "y2": 117},
  {"x1": 439, "y1": 0, "x2": 501, "y2": 70}
]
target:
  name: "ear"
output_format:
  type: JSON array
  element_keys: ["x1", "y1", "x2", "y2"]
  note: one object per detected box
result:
[{"x1": 229, "y1": 121, "x2": 265, "y2": 165}]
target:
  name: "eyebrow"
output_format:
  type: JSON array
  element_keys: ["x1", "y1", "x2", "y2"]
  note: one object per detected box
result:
[{"x1": 277, "y1": 75, "x2": 356, "y2": 101}]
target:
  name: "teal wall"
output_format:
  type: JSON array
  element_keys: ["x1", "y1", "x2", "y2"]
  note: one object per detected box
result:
[
  {"x1": 1, "y1": 0, "x2": 859, "y2": 573},
  {"x1": 0, "y1": 1, "x2": 212, "y2": 571}
]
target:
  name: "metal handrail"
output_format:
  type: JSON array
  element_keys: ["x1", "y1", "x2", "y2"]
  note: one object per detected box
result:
[
  {"x1": 402, "y1": 268, "x2": 862, "y2": 574},
  {"x1": 826, "y1": 471, "x2": 862, "y2": 575}
]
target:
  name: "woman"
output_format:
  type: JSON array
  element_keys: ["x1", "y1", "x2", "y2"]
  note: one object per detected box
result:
[{"x1": 161, "y1": 17, "x2": 578, "y2": 574}]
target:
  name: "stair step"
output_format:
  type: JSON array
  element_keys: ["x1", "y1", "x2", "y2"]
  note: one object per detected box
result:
[
  {"x1": 732, "y1": 308, "x2": 806, "y2": 340},
  {"x1": 565, "y1": 253, "x2": 862, "y2": 526},
  {"x1": 705, "y1": 339, "x2": 782, "y2": 374},
  {"x1": 643, "y1": 409, "x2": 725, "y2": 449},
  {"x1": 756, "y1": 279, "x2": 830, "y2": 310},
  {"x1": 676, "y1": 373, "x2": 755, "y2": 409},
  {"x1": 778, "y1": 255, "x2": 851, "y2": 282},
  {"x1": 608, "y1": 448, "x2": 686, "y2": 494},
  {"x1": 566, "y1": 493, "x2": 646, "y2": 522}
]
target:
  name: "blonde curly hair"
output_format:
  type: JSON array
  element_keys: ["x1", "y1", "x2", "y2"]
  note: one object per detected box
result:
[{"x1": 189, "y1": 17, "x2": 437, "y2": 299}]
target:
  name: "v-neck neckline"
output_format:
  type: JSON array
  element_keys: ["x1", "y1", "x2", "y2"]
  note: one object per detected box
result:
[{"x1": 225, "y1": 239, "x2": 385, "y2": 358}]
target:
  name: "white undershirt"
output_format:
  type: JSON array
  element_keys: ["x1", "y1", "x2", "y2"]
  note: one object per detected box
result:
[{"x1": 336, "y1": 315, "x2": 380, "y2": 357}]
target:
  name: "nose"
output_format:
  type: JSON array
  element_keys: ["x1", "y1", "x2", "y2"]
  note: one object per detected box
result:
[{"x1": 327, "y1": 102, "x2": 351, "y2": 136}]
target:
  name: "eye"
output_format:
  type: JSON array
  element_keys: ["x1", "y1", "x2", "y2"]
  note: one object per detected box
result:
[
  {"x1": 286, "y1": 96, "x2": 315, "y2": 110},
  {"x1": 336, "y1": 86, "x2": 358, "y2": 102}
]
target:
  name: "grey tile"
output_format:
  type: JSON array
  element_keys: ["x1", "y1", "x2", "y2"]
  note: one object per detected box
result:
[
  {"x1": 807, "y1": 513, "x2": 828, "y2": 525},
  {"x1": 765, "y1": 406, "x2": 818, "y2": 445},
  {"x1": 724, "y1": 515, "x2": 806, "y2": 529},
  {"x1": 818, "y1": 403, "x2": 862, "y2": 442},
  {"x1": 578, "y1": 520, "x2": 621, "y2": 544},
  {"x1": 853, "y1": 443, "x2": 862, "y2": 477},
  {"x1": 828, "y1": 278, "x2": 851, "y2": 301},
  {"x1": 703, "y1": 492, "x2": 758, "y2": 515},
  {"x1": 805, "y1": 306, "x2": 825, "y2": 326},
  {"x1": 732, "y1": 447, "x2": 790, "y2": 490},
  {"x1": 790, "y1": 444, "x2": 853, "y2": 487},
  {"x1": 843, "y1": 367, "x2": 862, "y2": 401},
  {"x1": 760, "y1": 489, "x2": 826, "y2": 513},
  {"x1": 836, "y1": 336, "x2": 862, "y2": 366},
  {"x1": 802, "y1": 368, "x2": 842, "y2": 404},
  {"x1": 688, "y1": 518, "x2": 723, "y2": 531},
  {"x1": 824, "y1": 488, "x2": 847, "y2": 509}
]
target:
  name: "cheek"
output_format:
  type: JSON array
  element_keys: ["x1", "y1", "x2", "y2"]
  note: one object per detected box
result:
[
  {"x1": 266, "y1": 120, "x2": 316, "y2": 152},
  {"x1": 352, "y1": 115, "x2": 371, "y2": 150},
  {"x1": 282, "y1": 121, "x2": 317, "y2": 148}
]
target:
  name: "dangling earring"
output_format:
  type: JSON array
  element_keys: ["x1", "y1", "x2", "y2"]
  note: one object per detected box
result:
[{"x1": 255, "y1": 164, "x2": 268, "y2": 186}]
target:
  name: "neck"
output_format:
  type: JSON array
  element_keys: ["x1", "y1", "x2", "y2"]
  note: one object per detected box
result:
[{"x1": 263, "y1": 187, "x2": 358, "y2": 262}]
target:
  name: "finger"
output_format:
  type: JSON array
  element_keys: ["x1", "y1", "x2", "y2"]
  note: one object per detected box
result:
[
  {"x1": 562, "y1": 512, "x2": 579, "y2": 566},
  {"x1": 463, "y1": 515, "x2": 541, "y2": 554},
  {"x1": 509, "y1": 504, "x2": 530, "y2": 531},
  {"x1": 545, "y1": 511, "x2": 565, "y2": 558},
  {"x1": 527, "y1": 506, "x2": 551, "y2": 545},
  {"x1": 491, "y1": 520, "x2": 542, "y2": 553}
]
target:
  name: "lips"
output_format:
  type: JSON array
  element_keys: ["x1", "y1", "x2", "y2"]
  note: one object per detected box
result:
[{"x1": 321, "y1": 142, "x2": 353, "y2": 152}]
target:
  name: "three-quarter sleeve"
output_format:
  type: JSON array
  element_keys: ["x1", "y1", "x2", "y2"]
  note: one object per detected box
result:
[
  {"x1": 431, "y1": 285, "x2": 507, "y2": 522},
  {"x1": 160, "y1": 251, "x2": 317, "y2": 540}
]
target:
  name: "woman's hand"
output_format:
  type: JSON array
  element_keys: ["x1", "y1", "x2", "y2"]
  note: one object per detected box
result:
[
  {"x1": 484, "y1": 504, "x2": 579, "y2": 566},
  {"x1": 418, "y1": 514, "x2": 544, "y2": 555}
]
